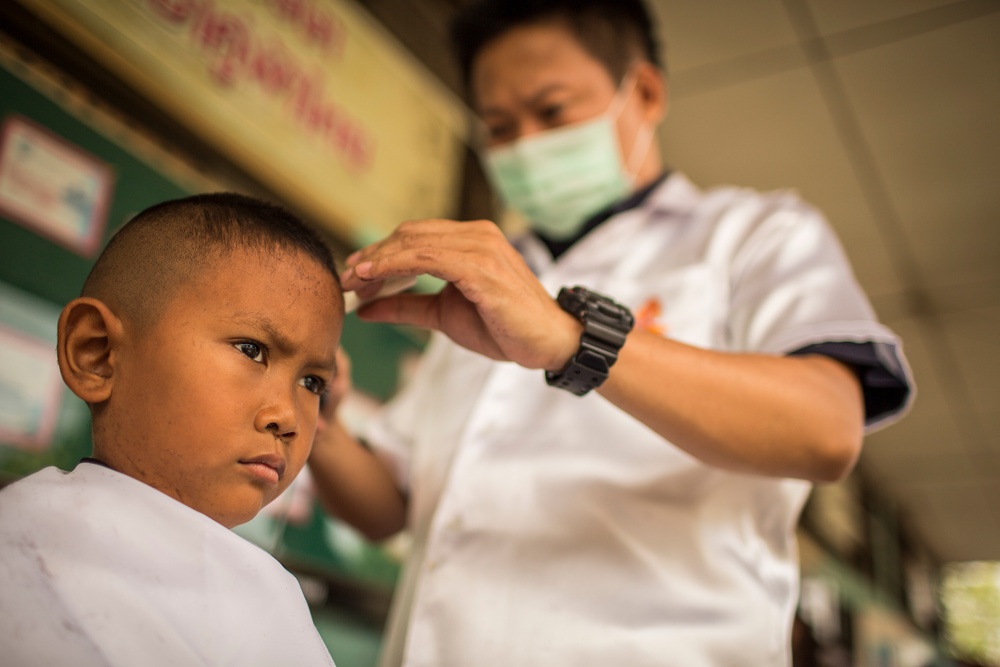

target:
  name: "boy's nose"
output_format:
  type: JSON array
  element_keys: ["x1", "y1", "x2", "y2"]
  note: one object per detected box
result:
[
  {"x1": 255, "y1": 391, "x2": 299, "y2": 441},
  {"x1": 264, "y1": 422, "x2": 296, "y2": 441}
]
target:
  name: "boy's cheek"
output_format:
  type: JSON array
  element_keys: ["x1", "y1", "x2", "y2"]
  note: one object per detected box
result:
[
  {"x1": 287, "y1": 447, "x2": 311, "y2": 483},
  {"x1": 284, "y1": 433, "x2": 313, "y2": 482}
]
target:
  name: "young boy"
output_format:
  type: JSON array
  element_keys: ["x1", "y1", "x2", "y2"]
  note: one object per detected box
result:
[{"x1": 0, "y1": 193, "x2": 342, "y2": 666}]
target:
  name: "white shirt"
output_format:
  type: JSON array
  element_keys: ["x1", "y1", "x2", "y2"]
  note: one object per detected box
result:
[
  {"x1": 0, "y1": 463, "x2": 336, "y2": 667},
  {"x1": 368, "y1": 173, "x2": 913, "y2": 667}
]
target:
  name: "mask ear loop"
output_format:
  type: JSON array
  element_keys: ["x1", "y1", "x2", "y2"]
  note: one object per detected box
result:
[
  {"x1": 610, "y1": 66, "x2": 656, "y2": 183},
  {"x1": 625, "y1": 121, "x2": 656, "y2": 182},
  {"x1": 606, "y1": 67, "x2": 640, "y2": 120}
]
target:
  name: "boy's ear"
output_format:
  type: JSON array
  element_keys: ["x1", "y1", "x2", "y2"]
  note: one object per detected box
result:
[{"x1": 57, "y1": 297, "x2": 124, "y2": 404}]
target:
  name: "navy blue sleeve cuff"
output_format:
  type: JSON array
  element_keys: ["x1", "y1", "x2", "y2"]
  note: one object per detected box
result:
[{"x1": 788, "y1": 341, "x2": 912, "y2": 426}]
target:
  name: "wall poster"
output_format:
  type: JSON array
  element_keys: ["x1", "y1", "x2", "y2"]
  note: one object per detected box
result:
[{"x1": 0, "y1": 115, "x2": 113, "y2": 257}]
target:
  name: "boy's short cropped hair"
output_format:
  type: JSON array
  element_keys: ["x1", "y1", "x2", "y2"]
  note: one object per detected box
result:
[
  {"x1": 450, "y1": 0, "x2": 663, "y2": 89},
  {"x1": 82, "y1": 192, "x2": 339, "y2": 331}
]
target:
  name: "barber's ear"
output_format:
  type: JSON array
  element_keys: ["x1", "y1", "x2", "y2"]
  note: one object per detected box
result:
[
  {"x1": 57, "y1": 297, "x2": 124, "y2": 404},
  {"x1": 635, "y1": 60, "x2": 668, "y2": 124}
]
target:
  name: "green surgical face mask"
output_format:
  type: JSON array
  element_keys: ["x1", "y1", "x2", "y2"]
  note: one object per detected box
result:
[{"x1": 482, "y1": 75, "x2": 653, "y2": 241}]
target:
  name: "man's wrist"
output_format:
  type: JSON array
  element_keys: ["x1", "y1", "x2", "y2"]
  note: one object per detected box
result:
[
  {"x1": 545, "y1": 286, "x2": 634, "y2": 396},
  {"x1": 547, "y1": 311, "x2": 585, "y2": 372}
]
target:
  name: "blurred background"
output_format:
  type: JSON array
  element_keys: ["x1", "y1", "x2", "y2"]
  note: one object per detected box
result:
[{"x1": 0, "y1": 1, "x2": 997, "y2": 665}]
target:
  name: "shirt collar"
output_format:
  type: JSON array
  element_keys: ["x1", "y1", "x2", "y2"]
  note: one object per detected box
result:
[
  {"x1": 513, "y1": 171, "x2": 703, "y2": 277},
  {"x1": 536, "y1": 170, "x2": 671, "y2": 260},
  {"x1": 79, "y1": 456, "x2": 114, "y2": 471}
]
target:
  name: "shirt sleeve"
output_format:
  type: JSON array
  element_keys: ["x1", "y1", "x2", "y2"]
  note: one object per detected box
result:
[
  {"x1": 361, "y1": 334, "x2": 451, "y2": 492},
  {"x1": 725, "y1": 193, "x2": 915, "y2": 430},
  {"x1": 788, "y1": 341, "x2": 912, "y2": 429}
]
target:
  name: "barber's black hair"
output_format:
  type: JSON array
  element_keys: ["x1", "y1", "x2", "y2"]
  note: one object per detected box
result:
[
  {"x1": 83, "y1": 192, "x2": 341, "y2": 327},
  {"x1": 450, "y1": 0, "x2": 663, "y2": 90}
]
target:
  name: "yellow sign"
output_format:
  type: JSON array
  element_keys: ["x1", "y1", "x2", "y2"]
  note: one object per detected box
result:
[{"x1": 20, "y1": 0, "x2": 469, "y2": 242}]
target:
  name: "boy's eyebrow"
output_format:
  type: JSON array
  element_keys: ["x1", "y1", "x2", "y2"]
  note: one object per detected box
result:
[
  {"x1": 233, "y1": 314, "x2": 293, "y2": 352},
  {"x1": 232, "y1": 314, "x2": 338, "y2": 372}
]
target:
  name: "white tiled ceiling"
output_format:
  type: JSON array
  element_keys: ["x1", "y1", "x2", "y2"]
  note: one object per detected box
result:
[{"x1": 651, "y1": 0, "x2": 1000, "y2": 562}]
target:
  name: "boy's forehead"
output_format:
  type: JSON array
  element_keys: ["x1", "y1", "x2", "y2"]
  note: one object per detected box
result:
[
  {"x1": 180, "y1": 248, "x2": 341, "y2": 334},
  {"x1": 178, "y1": 246, "x2": 341, "y2": 317},
  {"x1": 206, "y1": 245, "x2": 333, "y2": 284}
]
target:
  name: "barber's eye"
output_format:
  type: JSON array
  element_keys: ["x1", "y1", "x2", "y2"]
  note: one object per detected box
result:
[
  {"x1": 236, "y1": 341, "x2": 266, "y2": 363},
  {"x1": 488, "y1": 122, "x2": 515, "y2": 142},
  {"x1": 539, "y1": 104, "x2": 563, "y2": 122},
  {"x1": 301, "y1": 375, "x2": 326, "y2": 396}
]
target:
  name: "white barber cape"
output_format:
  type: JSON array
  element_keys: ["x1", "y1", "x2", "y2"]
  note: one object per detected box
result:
[
  {"x1": 0, "y1": 463, "x2": 335, "y2": 667},
  {"x1": 368, "y1": 173, "x2": 914, "y2": 667}
]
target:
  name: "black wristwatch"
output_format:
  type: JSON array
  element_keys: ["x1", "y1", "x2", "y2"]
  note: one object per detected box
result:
[{"x1": 545, "y1": 286, "x2": 634, "y2": 396}]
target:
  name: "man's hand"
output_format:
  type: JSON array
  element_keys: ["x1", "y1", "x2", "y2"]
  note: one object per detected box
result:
[
  {"x1": 316, "y1": 347, "x2": 351, "y2": 439},
  {"x1": 308, "y1": 346, "x2": 408, "y2": 540},
  {"x1": 340, "y1": 219, "x2": 582, "y2": 372}
]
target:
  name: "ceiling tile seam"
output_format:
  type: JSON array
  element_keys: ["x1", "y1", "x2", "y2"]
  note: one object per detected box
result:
[
  {"x1": 785, "y1": 28, "x2": 1000, "y2": 464},
  {"x1": 782, "y1": 0, "x2": 1000, "y2": 542},
  {"x1": 871, "y1": 277, "x2": 1000, "y2": 323},
  {"x1": 670, "y1": 44, "x2": 804, "y2": 100},
  {"x1": 822, "y1": 0, "x2": 1000, "y2": 61},
  {"x1": 669, "y1": 0, "x2": 999, "y2": 101},
  {"x1": 779, "y1": 4, "x2": 998, "y2": 475},
  {"x1": 779, "y1": 1, "x2": 929, "y2": 315}
]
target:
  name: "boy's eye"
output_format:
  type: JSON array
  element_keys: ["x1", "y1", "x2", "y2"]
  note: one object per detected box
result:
[
  {"x1": 236, "y1": 341, "x2": 266, "y2": 363},
  {"x1": 300, "y1": 375, "x2": 326, "y2": 396}
]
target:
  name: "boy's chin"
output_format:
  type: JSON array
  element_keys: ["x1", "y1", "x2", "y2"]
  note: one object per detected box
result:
[
  {"x1": 203, "y1": 497, "x2": 267, "y2": 530},
  {"x1": 215, "y1": 508, "x2": 261, "y2": 530}
]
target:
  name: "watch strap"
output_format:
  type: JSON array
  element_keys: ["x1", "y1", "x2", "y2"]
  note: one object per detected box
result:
[{"x1": 545, "y1": 286, "x2": 634, "y2": 396}]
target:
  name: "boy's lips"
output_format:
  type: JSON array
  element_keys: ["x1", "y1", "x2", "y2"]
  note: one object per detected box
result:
[{"x1": 239, "y1": 454, "x2": 286, "y2": 485}]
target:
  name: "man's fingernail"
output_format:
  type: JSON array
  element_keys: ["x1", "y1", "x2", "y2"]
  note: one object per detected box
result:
[{"x1": 355, "y1": 261, "x2": 373, "y2": 278}]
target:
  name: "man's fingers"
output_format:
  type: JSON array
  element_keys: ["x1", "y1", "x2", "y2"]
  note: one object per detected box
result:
[
  {"x1": 355, "y1": 292, "x2": 441, "y2": 330},
  {"x1": 342, "y1": 244, "x2": 488, "y2": 293},
  {"x1": 343, "y1": 220, "x2": 504, "y2": 273},
  {"x1": 343, "y1": 277, "x2": 419, "y2": 313}
]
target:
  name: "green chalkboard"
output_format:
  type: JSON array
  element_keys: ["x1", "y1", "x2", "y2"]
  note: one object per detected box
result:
[
  {"x1": 0, "y1": 59, "x2": 193, "y2": 478},
  {"x1": 0, "y1": 64, "x2": 192, "y2": 306}
]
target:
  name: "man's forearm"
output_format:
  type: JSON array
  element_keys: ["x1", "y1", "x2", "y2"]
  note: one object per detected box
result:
[
  {"x1": 308, "y1": 420, "x2": 408, "y2": 541},
  {"x1": 600, "y1": 328, "x2": 865, "y2": 482}
]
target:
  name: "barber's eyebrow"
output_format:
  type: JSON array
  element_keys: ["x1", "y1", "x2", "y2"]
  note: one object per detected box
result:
[{"x1": 479, "y1": 83, "x2": 568, "y2": 117}]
